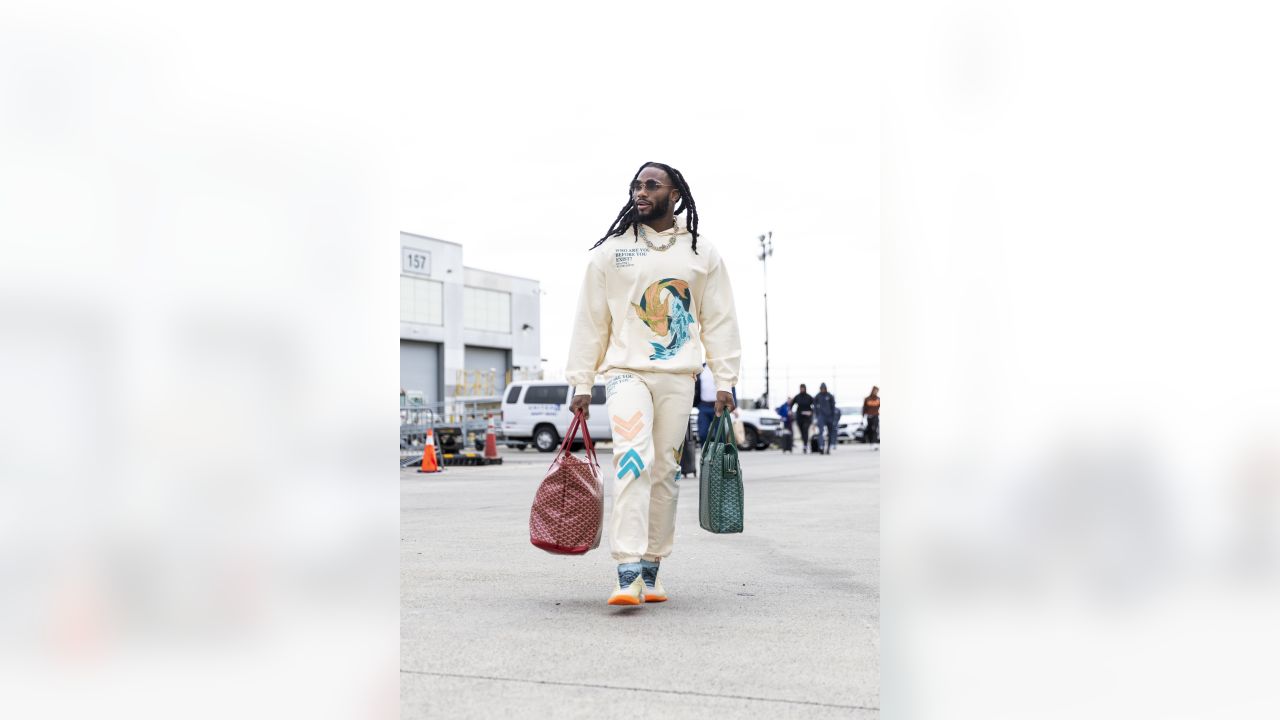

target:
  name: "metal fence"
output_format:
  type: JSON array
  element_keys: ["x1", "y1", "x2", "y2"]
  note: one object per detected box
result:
[{"x1": 400, "y1": 397, "x2": 505, "y2": 467}]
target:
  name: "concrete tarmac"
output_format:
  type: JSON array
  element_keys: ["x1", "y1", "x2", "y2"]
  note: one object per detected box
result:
[{"x1": 402, "y1": 442, "x2": 879, "y2": 719}]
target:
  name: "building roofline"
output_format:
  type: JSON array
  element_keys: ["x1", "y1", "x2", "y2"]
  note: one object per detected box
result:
[
  {"x1": 400, "y1": 231, "x2": 462, "y2": 247},
  {"x1": 463, "y1": 266, "x2": 542, "y2": 285}
]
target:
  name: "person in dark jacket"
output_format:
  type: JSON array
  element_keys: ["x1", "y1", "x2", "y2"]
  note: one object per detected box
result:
[
  {"x1": 790, "y1": 384, "x2": 814, "y2": 453},
  {"x1": 813, "y1": 383, "x2": 838, "y2": 454}
]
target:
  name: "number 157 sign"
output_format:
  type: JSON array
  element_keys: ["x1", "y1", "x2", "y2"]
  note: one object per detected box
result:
[{"x1": 402, "y1": 248, "x2": 431, "y2": 276}]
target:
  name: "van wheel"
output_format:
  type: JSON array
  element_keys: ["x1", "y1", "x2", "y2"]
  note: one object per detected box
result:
[
  {"x1": 533, "y1": 425, "x2": 559, "y2": 452},
  {"x1": 743, "y1": 425, "x2": 759, "y2": 451}
]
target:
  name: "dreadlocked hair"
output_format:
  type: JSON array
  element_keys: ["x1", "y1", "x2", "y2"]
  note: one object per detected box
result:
[{"x1": 588, "y1": 161, "x2": 700, "y2": 254}]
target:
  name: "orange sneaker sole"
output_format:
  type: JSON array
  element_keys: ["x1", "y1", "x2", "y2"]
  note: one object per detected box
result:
[
  {"x1": 607, "y1": 595, "x2": 643, "y2": 606},
  {"x1": 643, "y1": 594, "x2": 667, "y2": 603}
]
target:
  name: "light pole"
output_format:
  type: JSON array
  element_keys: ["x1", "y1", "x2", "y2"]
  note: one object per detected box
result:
[{"x1": 758, "y1": 231, "x2": 773, "y2": 408}]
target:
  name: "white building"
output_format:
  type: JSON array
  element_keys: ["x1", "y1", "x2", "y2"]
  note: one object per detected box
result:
[{"x1": 400, "y1": 231, "x2": 542, "y2": 404}]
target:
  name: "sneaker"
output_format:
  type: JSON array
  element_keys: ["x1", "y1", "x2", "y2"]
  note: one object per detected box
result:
[
  {"x1": 607, "y1": 569, "x2": 645, "y2": 606},
  {"x1": 641, "y1": 564, "x2": 667, "y2": 603}
]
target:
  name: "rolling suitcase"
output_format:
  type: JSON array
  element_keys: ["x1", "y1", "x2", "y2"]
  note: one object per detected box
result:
[
  {"x1": 679, "y1": 421, "x2": 698, "y2": 477},
  {"x1": 780, "y1": 430, "x2": 793, "y2": 453},
  {"x1": 810, "y1": 434, "x2": 822, "y2": 454}
]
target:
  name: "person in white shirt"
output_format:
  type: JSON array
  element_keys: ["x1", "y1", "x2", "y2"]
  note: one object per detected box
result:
[
  {"x1": 694, "y1": 363, "x2": 719, "y2": 442},
  {"x1": 566, "y1": 162, "x2": 742, "y2": 606}
]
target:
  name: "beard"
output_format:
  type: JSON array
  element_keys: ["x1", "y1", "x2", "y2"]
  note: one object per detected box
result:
[{"x1": 636, "y1": 194, "x2": 671, "y2": 221}]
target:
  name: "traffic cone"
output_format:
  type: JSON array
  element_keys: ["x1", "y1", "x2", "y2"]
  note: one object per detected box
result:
[
  {"x1": 418, "y1": 428, "x2": 441, "y2": 473},
  {"x1": 484, "y1": 415, "x2": 500, "y2": 461}
]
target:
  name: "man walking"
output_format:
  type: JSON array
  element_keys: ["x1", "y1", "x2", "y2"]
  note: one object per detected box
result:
[
  {"x1": 790, "y1": 384, "x2": 814, "y2": 453},
  {"x1": 813, "y1": 382, "x2": 838, "y2": 454},
  {"x1": 863, "y1": 386, "x2": 880, "y2": 448},
  {"x1": 567, "y1": 162, "x2": 742, "y2": 606}
]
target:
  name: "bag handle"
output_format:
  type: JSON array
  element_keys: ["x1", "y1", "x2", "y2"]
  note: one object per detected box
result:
[
  {"x1": 702, "y1": 410, "x2": 736, "y2": 451},
  {"x1": 557, "y1": 412, "x2": 581, "y2": 454},
  {"x1": 549, "y1": 410, "x2": 600, "y2": 470},
  {"x1": 578, "y1": 413, "x2": 599, "y2": 468},
  {"x1": 701, "y1": 412, "x2": 720, "y2": 450},
  {"x1": 722, "y1": 412, "x2": 738, "y2": 450},
  {"x1": 548, "y1": 413, "x2": 581, "y2": 471}
]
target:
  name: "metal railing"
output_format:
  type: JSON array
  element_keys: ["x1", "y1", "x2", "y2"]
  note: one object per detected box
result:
[{"x1": 400, "y1": 396, "x2": 505, "y2": 466}]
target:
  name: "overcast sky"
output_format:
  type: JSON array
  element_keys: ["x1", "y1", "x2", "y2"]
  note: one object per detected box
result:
[{"x1": 396, "y1": 3, "x2": 879, "y2": 405}]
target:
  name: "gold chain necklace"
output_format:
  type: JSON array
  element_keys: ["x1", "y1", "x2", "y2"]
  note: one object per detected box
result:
[{"x1": 638, "y1": 222, "x2": 679, "y2": 252}]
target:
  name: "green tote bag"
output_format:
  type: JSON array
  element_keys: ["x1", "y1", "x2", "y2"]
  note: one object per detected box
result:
[{"x1": 699, "y1": 413, "x2": 744, "y2": 533}]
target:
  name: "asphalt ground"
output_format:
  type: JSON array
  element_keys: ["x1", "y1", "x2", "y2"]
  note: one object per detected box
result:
[{"x1": 402, "y1": 442, "x2": 879, "y2": 719}]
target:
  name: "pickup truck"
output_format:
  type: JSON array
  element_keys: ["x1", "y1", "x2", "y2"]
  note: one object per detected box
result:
[{"x1": 693, "y1": 401, "x2": 783, "y2": 451}]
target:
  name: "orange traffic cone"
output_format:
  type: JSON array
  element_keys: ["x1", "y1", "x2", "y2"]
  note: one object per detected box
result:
[
  {"x1": 484, "y1": 414, "x2": 500, "y2": 461},
  {"x1": 418, "y1": 428, "x2": 441, "y2": 473}
]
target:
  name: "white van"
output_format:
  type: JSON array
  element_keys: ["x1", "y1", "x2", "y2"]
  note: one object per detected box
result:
[{"x1": 501, "y1": 380, "x2": 612, "y2": 452}]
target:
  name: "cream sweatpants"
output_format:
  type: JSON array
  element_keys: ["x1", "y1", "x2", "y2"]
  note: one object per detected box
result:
[{"x1": 603, "y1": 370, "x2": 695, "y2": 563}]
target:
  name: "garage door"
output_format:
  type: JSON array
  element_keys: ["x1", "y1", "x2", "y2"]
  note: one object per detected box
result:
[
  {"x1": 400, "y1": 340, "x2": 442, "y2": 403},
  {"x1": 464, "y1": 345, "x2": 510, "y2": 398}
]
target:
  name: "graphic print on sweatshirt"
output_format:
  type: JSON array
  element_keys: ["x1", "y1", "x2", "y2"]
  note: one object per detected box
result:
[{"x1": 631, "y1": 278, "x2": 693, "y2": 361}]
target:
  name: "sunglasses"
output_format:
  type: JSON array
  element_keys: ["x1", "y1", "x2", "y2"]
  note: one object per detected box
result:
[{"x1": 630, "y1": 179, "x2": 676, "y2": 194}]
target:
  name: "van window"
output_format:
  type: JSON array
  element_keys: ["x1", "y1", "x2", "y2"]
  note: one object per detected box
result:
[
  {"x1": 524, "y1": 385, "x2": 569, "y2": 404},
  {"x1": 591, "y1": 385, "x2": 606, "y2": 405},
  {"x1": 505, "y1": 385, "x2": 522, "y2": 404}
]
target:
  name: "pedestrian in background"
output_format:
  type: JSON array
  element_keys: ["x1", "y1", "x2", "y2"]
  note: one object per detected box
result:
[
  {"x1": 775, "y1": 396, "x2": 792, "y2": 432},
  {"x1": 791, "y1": 384, "x2": 814, "y2": 453},
  {"x1": 567, "y1": 161, "x2": 742, "y2": 607},
  {"x1": 775, "y1": 396, "x2": 794, "y2": 452},
  {"x1": 694, "y1": 363, "x2": 717, "y2": 442},
  {"x1": 694, "y1": 364, "x2": 738, "y2": 442},
  {"x1": 813, "y1": 382, "x2": 838, "y2": 454},
  {"x1": 863, "y1": 386, "x2": 880, "y2": 449}
]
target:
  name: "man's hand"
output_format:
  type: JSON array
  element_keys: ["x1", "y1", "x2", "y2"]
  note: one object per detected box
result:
[
  {"x1": 570, "y1": 393, "x2": 592, "y2": 420},
  {"x1": 714, "y1": 390, "x2": 735, "y2": 417}
]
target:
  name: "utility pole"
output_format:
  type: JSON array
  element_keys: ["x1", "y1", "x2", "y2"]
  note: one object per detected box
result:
[{"x1": 758, "y1": 231, "x2": 773, "y2": 408}]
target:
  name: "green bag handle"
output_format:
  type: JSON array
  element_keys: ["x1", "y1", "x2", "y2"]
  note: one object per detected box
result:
[
  {"x1": 700, "y1": 413, "x2": 719, "y2": 450},
  {"x1": 722, "y1": 412, "x2": 739, "y2": 451},
  {"x1": 702, "y1": 411, "x2": 737, "y2": 451}
]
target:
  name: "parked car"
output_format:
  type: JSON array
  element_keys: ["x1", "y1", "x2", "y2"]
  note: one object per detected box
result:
[
  {"x1": 501, "y1": 381, "x2": 610, "y2": 452},
  {"x1": 739, "y1": 405, "x2": 784, "y2": 450},
  {"x1": 504, "y1": 381, "x2": 784, "y2": 453},
  {"x1": 838, "y1": 406, "x2": 865, "y2": 444},
  {"x1": 695, "y1": 398, "x2": 782, "y2": 450}
]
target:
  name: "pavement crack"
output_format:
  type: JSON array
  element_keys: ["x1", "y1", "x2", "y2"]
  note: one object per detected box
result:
[{"x1": 401, "y1": 668, "x2": 878, "y2": 712}]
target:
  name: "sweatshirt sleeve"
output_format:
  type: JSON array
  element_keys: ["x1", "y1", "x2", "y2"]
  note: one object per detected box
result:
[
  {"x1": 698, "y1": 247, "x2": 742, "y2": 393},
  {"x1": 565, "y1": 255, "x2": 610, "y2": 397}
]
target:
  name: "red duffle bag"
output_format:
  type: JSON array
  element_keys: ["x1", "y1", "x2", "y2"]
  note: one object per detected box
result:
[{"x1": 529, "y1": 412, "x2": 604, "y2": 555}]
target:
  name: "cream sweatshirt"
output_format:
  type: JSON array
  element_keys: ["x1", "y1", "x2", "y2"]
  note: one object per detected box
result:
[{"x1": 566, "y1": 217, "x2": 742, "y2": 397}]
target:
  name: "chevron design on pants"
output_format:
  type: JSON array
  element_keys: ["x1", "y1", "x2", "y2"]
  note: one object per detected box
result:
[
  {"x1": 612, "y1": 411, "x2": 644, "y2": 441},
  {"x1": 617, "y1": 448, "x2": 644, "y2": 480}
]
